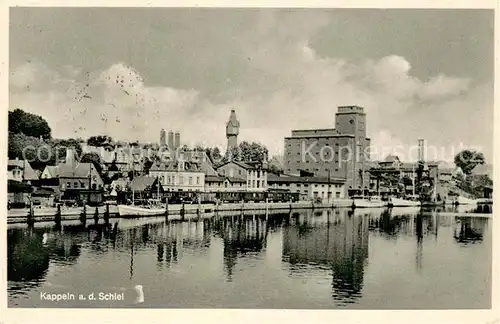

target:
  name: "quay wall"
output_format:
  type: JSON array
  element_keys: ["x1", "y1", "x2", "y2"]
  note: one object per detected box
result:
[{"x1": 6, "y1": 199, "x2": 354, "y2": 224}]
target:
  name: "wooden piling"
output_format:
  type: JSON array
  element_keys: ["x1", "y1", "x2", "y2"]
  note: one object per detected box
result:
[
  {"x1": 104, "y1": 203, "x2": 110, "y2": 224},
  {"x1": 80, "y1": 204, "x2": 87, "y2": 224},
  {"x1": 93, "y1": 206, "x2": 99, "y2": 224},
  {"x1": 27, "y1": 199, "x2": 34, "y2": 225},
  {"x1": 55, "y1": 203, "x2": 62, "y2": 224}
]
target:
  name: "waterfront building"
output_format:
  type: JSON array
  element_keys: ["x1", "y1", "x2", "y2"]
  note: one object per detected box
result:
[
  {"x1": 149, "y1": 160, "x2": 205, "y2": 192},
  {"x1": 7, "y1": 158, "x2": 39, "y2": 184},
  {"x1": 284, "y1": 106, "x2": 371, "y2": 197},
  {"x1": 226, "y1": 109, "x2": 240, "y2": 152},
  {"x1": 216, "y1": 160, "x2": 268, "y2": 192},
  {"x1": 204, "y1": 175, "x2": 247, "y2": 192},
  {"x1": 267, "y1": 173, "x2": 346, "y2": 201},
  {"x1": 39, "y1": 149, "x2": 104, "y2": 200}
]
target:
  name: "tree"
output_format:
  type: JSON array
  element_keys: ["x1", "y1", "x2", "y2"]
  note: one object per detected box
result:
[
  {"x1": 81, "y1": 152, "x2": 103, "y2": 173},
  {"x1": 268, "y1": 155, "x2": 284, "y2": 175},
  {"x1": 225, "y1": 141, "x2": 268, "y2": 162},
  {"x1": 9, "y1": 109, "x2": 52, "y2": 140},
  {"x1": 454, "y1": 150, "x2": 485, "y2": 175},
  {"x1": 86, "y1": 135, "x2": 114, "y2": 147},
  {"x1": 205, "y1": 147, "x2": 223, "y2": 164}
]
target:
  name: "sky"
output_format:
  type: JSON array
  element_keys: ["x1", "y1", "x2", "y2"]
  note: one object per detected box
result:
[{"x1": 9, "y1": 8, "x2": 494, "y2": 163}]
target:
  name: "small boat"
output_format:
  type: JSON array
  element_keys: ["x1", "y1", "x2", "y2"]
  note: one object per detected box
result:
[
  {"x1": 352, "y1": 195, "x2": 386, "y2": 208},
  {"x1": 117, "y1": 204, "x2": 166, "y2": 217},
  {"x1": 388, "y1": 197, "x2": 421, "y2": 207},
  {"x1": 454, "y1": 196, "x2": 479, "y2": 205}
]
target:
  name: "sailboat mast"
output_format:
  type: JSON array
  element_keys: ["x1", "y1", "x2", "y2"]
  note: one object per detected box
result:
[{"x1": 412, "y1": 163, "x2": 415, "y2": 196}]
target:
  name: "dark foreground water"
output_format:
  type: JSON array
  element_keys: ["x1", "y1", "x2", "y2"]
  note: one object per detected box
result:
[{"x1": 7, "y1": 206, "x2": 492, "y2": 309}]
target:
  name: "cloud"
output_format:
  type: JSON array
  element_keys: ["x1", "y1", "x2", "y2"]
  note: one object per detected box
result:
[{"x1": 9, "y1": 11, "x2": 493, "y2": 163}]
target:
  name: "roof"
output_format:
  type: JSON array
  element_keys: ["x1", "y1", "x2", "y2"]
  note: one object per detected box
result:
[
  {"x1": 150, "y1": 161, "x2": 202, "y2": 172},
  {"x1": 471, "y1": 164, "x2": 493, "y2": 177},
  {"x1": 216, "y1": 160, "x2": 265, "y2": 170},
  {"x1": 205, "y1": 175, "x2": 225, "y2": 183},
  {"x1": 384, "y1": 155, "x2": 400, "y2": 163},
  {"x1": 267, "y1": 173, "x2": 345, "y2": 184},
  {"x1": 58, "y1": 162, "x2": 98, "y2": 178},
  {"x1": 226, "y1": 176, "x2": 247, "y2": 183},
  {"x1": 130, "y1": 176, "x2": 158, "y2": 192}
]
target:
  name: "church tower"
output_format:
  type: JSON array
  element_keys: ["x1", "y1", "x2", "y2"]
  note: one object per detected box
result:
[{"x1": 226, "y1": 109, "x2": 240, "y2": 151}]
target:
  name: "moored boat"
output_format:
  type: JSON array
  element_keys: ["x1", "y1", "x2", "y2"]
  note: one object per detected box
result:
[
  {"x1": 117, "y1": 204, "x2": 166, "y2": 218},
  {"x1": 388, "y1": 197, "x2": 421, "y2": 207},
  {"x1": 352, "y1": 195, "x2": 386, "y2": 208},
  {"x1": 454, "y1": 196, "x2": 479, "y2": 205}
]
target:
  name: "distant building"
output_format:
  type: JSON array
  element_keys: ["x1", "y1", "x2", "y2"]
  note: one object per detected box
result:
[
  {"x1": 267, "y1": 173, "x2": 346, "y2": 201},
  {"x1": 129, "y1": 176, "x2": 164, "y2": 200},
  {"x1": 149, "y1": 160, "x2": 205, "y2": 192},
  {"x1": 284, "y1": 106, "x2": 371, "y2": 197},
  {"x1": 7, "y1": 158, "x2": 39, "y2": 184},
  {"x1": 226, "y1": 109, "x2": 240, "y2": 152}
]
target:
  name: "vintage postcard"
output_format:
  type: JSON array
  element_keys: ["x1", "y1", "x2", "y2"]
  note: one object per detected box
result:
[{"x1": 1, "y1": 2, "x2": 498, "y2": 324}]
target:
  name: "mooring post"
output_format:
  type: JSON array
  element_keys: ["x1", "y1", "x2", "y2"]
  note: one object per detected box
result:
[
  {"x1": 80, "y1": 204, "x2": 87, "y2": 225},
  {"x1": 27, "y1": 199, "x2": 34, "y2": 225},
  {"x1": 164, "y1": 198, "x2": 169, "y2": 219},
  {"x1": 93, "y1": 206, "x2": 99, "y2": 224},
  {"x1": 55, "y1": 203, "x2": 62, "y2": 224},
  {"x1": 104, "y1": 203, "x2": 110, "y2": 224}
]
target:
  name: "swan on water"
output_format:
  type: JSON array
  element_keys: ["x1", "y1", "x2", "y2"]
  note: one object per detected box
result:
[{"x1": 134, "y1": 285, "x2": 144, "y2": 304}]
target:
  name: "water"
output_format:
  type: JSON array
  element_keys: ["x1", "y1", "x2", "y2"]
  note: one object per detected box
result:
[{"x1": 7, "y1": 206, "x2": 492, "y2": 309}]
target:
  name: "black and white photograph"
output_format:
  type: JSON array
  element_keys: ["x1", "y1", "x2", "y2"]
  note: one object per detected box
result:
[{"x1": 3, "y1": 3, "x2": 498, "y2": 321}]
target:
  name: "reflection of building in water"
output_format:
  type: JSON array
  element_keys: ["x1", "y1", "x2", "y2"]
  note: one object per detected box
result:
[
  {"x1": 282, "y1": 210, "x2": 369, "y2": 304},
  {"x1": 214, "y1": 215, "x2": 268, "y2": 281},
  {"x1": 453, "y1": 217, "x2": 487, "y2": 244}
]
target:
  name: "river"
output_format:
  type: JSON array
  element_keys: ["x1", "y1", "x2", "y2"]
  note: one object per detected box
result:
[{"x1": 7, "y1": 206, "x2": 492, "y2": 309}]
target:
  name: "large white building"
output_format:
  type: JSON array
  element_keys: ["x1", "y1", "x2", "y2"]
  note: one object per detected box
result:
[
  {"x1": 149, "y1": 160, "x2": 205, "y2": 192},
  {"x1": 216, "y1": 160, "x2": 268, "y2": 192}
]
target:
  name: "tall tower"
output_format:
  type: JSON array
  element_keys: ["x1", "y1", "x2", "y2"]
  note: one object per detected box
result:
[
  {"x1": 418, "y1": 139, "x2": 427, "y2": 162},
  {"x1": 335, "y1": 106, "x2": 368, "y2": 191},
  {"x1": 226, "y1": 109, "x2": 240, "y2": 151},
  {"x1": 160, "y1": 129, "x2": 166, "y2": 146},
  {"x1": 168, "y1": 131, "x2": 174, "y2": 150}
]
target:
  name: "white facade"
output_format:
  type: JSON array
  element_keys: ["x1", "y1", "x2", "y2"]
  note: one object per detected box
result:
[
  {"x1": 269, "y1": 182, "x2": 345, "y2": 201},
  {"x1": 246, "y1": 169, "x2": 267, "y2": 191},
  {"x1": 149, "y1": 170, "x2": 205, "y2": 192}
]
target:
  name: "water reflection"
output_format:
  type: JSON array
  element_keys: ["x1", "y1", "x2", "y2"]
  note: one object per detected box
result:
[
  {"x1": 453, "y1": 217, "x2": 486, "y2": 245},
  {"x1": 214, "y1": 214, "x2": 269, "y2": 282},
  {"x1": 282, "y1": 210, "x2": 369, "y2": 306},
  {"x1": 7, "y1": 207, "x2": 492, "y2": 309}
]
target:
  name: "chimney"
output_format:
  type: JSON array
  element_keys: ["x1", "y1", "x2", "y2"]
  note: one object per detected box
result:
[
  {"x1": 174, "y1": 132, "x2": 180, "y2": 150},
  {"x1": 66, "y1": 148, "x2": 75, "y2": 166},
  {"x1": 168, "y1": 131, "x2": 174, "y2": 150},
  {"x1": 160, "y1": 129, "x2": 166, "y2": 146}
]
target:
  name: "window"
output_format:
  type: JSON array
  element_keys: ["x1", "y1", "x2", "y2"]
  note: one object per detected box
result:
[
  {"x1": 189, "y1": 177, "x2": 192, "y2": 185},
  {"x1": 67, "y1": 182, "x2": 71, "y2": 188},
  {"x1": 238, "y1": 170, "x2": 242, "y2": 175},
  {"x1": 196, "y1": 177, "x2": 200, "y2": 184},
  {"x1": 257, "y1": 170, "x2": 260, "y2": 178},
  {"x1": 180, "y1": 176, "x2": 184, "y2": 184},
  {"x1": 74, "y1": 182, "x2": 78, "y2": 188},
  {"x1": 257, "y1": 181, "x2": 260, "y2": 188},
  {"x1": 252, "y1": 180, "x2": 256, "y2": 187}
]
